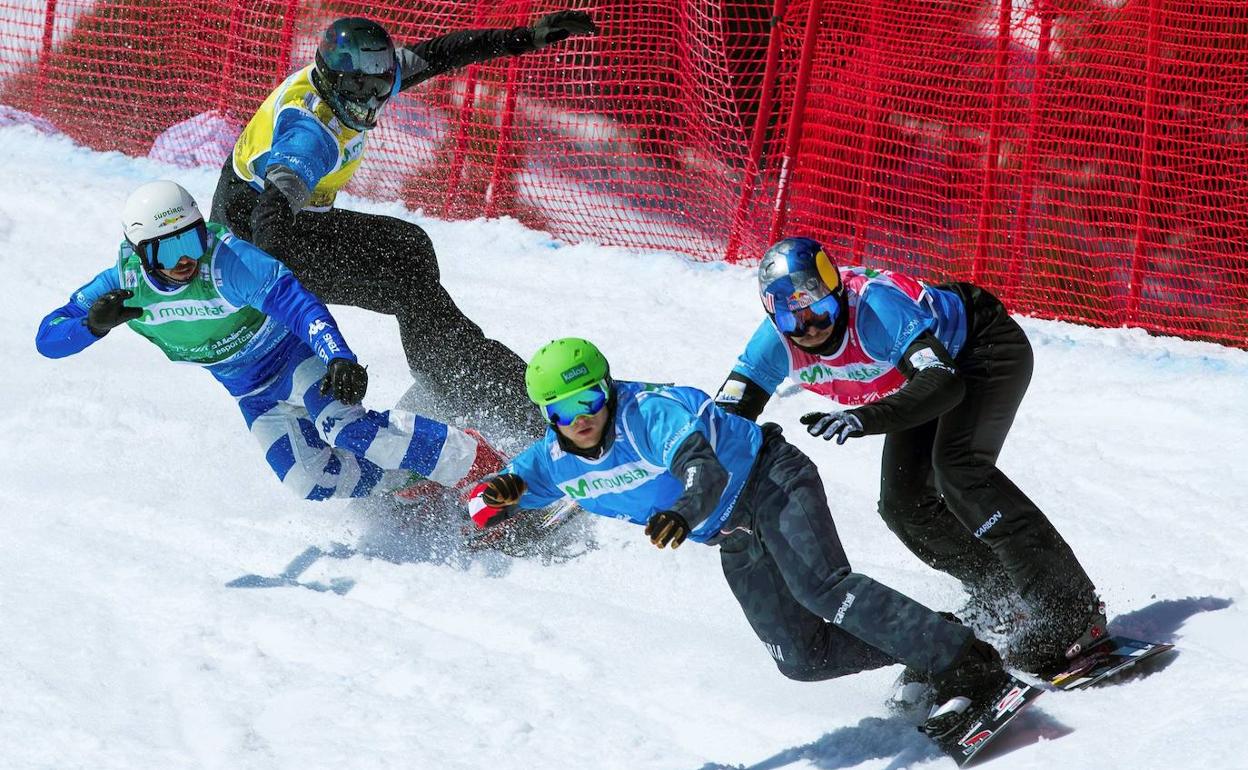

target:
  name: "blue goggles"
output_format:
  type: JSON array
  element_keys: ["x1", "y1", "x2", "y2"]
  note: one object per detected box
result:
[
  {"x1": 544, "y1": 381, "x2": 610, "y2": 426},
  {"x1": 134, "y1": 221, "x2": 208, "y2": 271},
  {"x1": 772, "y1": 293, "x2": 840, "y2": 336}
]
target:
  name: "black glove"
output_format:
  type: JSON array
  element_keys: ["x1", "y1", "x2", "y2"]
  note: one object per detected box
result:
[
  {"x1": 645, "y1": 510, "x2": 689, "y2": 549},
  {"x1": 250, "y1": 183, "x2": 295, "y2": 252},
  {"x1": 800, "y1": 411, "x2": 864, "y2": 445},
  {"x1": 481, "y1": 473, "x2": 527, "y2": 508},
  {"x1": 531, "y1": 10, "x2": 599, "y2": 49},
  {"x1": 468, "y1": 474, "x2": 526, "y2": 529},
  {"x1": 86, "y1": 289, "x2": 142, "y2": 337},
  {"x1": 320, "y1": 358, "x2": 368, "y2": 405}
]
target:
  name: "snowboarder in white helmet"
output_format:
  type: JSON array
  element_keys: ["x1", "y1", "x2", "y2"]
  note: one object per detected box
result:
[{"x1": 38, "y1": 180, "x2": 506, "y2": 504}]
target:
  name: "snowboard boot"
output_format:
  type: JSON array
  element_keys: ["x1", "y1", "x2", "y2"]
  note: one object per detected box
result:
[
  {"x1": 921, "y1": 638, "x2": 1010, "y2": 739},
  {"x1": 1008, "y1": 594, "x2": 1108, "y2": 675},
  {"x1": 454, "y1": 428, "x2": 508, "y2": 502},
  {"x1": 958, "y1": 582, "x2": 1026, "y2": 639},
  {"x1": 393, "y1": 429, "x2": 509, "y2": 509},
  {"x1": 888, "y1": 609, "x2": 971, "y2": 715},
  {"x1": 886, "y1": 666, "x2": 935, "y2": 717}
]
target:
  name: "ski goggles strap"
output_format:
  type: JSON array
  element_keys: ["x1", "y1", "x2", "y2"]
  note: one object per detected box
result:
[{"x1": 543, "y1": 380, "x2": 610, "y2": 426}]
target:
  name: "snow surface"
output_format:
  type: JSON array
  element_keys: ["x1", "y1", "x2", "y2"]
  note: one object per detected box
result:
[{"x1": 1, "y1": 123, "x2": 1247, "y2": 770}]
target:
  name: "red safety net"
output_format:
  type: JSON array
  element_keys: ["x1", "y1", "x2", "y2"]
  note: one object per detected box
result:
[{"x1": 1, "y1": 0, "x2": 1245, "y2": 346}]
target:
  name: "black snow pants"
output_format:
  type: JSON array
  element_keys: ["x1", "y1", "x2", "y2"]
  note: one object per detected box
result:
[
  {"x1": 718, "y1": 424, "x2": 976, "y2": 682},
  {"x1": 877, "y1": 285, "x2": 1096, "y2": 634},
  {"x1": 211, "y1": 162, "x2": 545, "y2": 449}
]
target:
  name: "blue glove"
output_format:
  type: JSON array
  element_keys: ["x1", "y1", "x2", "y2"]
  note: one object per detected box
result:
[{"x1": 800, "y1": 411, "x2": 864, "y2": 444}]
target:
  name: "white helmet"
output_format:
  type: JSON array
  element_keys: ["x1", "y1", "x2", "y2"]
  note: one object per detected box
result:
[{"x1": 121, "y1": 180, "x2": 208, "y2": 286}]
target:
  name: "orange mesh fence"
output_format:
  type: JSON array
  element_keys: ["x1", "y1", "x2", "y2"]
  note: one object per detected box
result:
[{"x1": 1, "y1": 0, "x2": 1244, "y2": 345}]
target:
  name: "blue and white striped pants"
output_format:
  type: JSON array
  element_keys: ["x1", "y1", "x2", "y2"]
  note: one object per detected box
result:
[{"x1": 234, "y1": 350, "x2": 480, "y2": 500}]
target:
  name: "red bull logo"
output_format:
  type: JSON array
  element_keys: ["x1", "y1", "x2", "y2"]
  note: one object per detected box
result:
[{"x1": 787, "y1": 289, "x2": 815, "y2": 310}]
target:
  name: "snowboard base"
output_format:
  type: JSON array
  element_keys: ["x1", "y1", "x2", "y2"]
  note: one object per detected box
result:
[{"x1": 1046, "y1": 635, "x2": 1175, "y2": 691}]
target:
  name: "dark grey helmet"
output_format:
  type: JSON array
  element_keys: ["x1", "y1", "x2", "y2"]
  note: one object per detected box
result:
[{"x1": 312, "y1": 17, "x2": 397, "y2": 131}]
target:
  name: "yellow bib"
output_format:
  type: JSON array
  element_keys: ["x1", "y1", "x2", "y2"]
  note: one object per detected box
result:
[{"x1": 232, "y1": 65, "x2": 367, "y2": 210}]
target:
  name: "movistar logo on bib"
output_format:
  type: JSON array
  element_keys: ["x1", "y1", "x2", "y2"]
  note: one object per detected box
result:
[
  {"x1": 342, "y1": 135, "x2": 366, "y2": 164},
  {"x1": 562, "y1": 464, "x2": 651, "y2": 499},
  {"x1": 142, "y1": 298, "x2": 233, "y2": 325},
  {"x1": 798, "y1": 361, "x2": 886, "y2": 384}
]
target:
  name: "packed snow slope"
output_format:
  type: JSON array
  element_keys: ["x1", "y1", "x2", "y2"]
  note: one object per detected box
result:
[{"x1": 1, "y1": 124, "x2": 1246, "y2": 770}]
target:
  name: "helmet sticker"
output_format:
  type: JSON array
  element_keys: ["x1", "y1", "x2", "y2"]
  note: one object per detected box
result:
[{"x1": 561, "y1": 363, "x2": 590, "y2": 383}]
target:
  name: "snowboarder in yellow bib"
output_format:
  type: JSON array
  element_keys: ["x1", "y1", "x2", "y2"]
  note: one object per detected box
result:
[{"x1": 211, "y1": 13, "x2": 598, "y2": 449}]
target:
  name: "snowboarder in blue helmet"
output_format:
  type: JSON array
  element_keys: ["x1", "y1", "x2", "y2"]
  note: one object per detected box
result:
[{"x1": 716, "y1": 235, "x2": 1108, "y2": 676}]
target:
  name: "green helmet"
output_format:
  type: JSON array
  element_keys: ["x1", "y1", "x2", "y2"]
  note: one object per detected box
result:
[{"x1": 525, "y1": 337, "x2": 610, "y2": 406}]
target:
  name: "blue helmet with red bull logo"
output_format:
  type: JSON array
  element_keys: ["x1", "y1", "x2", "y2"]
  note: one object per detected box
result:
[{"x1": 757, "y1": 237, "x2": 848, "y2": 349}]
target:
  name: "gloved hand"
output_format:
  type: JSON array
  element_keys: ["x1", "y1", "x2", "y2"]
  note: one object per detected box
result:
[
  {"x1": 86, "y1": 289, "x2": 142, "y2": 337},
  {"x1": 320, "y1": 358, "x2": 368, "y2": 405},
  {"x1": 250, "y1": 183, "x2": 295, "y2": 252},
  {"x1": 800, "y1": 411, "x2": 864, "y2": 444},
  {"x1": 645, "y1": 510, "x2": 689, "y2": 549},
  {"x1": 467, "y1": 473, "x2": 527, "y2": 529},
  {"x1": 531, "y1": 10, "x2": 599, "y2": 49}
]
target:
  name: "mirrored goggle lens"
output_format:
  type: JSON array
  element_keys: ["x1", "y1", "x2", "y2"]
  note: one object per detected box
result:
[
  {"x1": 140, "y1": 223, "x2": 207, "y2": 270},
  {"x1": 338, "y1": 72, "x2": 393, "y2": 99},
  {"x1": 774, "y1": 294, "x2": 839, "y2": 335},
  {"x1": 544, "y1": 383, "x2": 609, "y2": 426}
]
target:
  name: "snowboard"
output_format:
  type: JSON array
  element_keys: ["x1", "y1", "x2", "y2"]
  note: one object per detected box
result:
[
  {"x1": 1044, "y1": 635, "x2": 1175, "y2": 691},
  {"x1": 390, "y1": 480, "x2": 596, "y2": 564},
  {"x1": 922, "y1": 675, "x2": 1043, "y2": 767}
]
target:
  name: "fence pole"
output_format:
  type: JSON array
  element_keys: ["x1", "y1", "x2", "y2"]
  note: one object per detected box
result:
[
  {"x1": 442, "y1": 1, "x2": 490, "y2": 218},
  {"x1": 849, "y1": 0, "x2": 885, "y2": 265},
  {"x1": 725, "y1": 0, "x2": 789, "y2": 263},
  {"x1": 1127, "y1": 0, "x2": 1163, "y2": 325},
  {"x1": 768, "y1": 0, "x2": 823, "y2": 245},
  {"x1": 34, "y1": 0, "x2": 58, "y2": 115},
  {"x1": 971, "y1": 0, "x2": 1013, "y2": 285},
  {"x1": 484, "y1": 0, "x2": 534, "y2": 219},
  {"x1": 1006, "y1": 0, "x2": 1053, "y2": 306}
]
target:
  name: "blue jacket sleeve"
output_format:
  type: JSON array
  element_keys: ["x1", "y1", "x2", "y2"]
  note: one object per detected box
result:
[
  {"x1": 633, "y1": 395, "x2": 726, "y2": 530},
  {"x1": 508, "y1": 439, "x2": 567, "y2": 510},
  {"x1": 856, "y1": 283, "x2": 936, "y2": 365},
  {"x1": 35, "y1": 269, "x2": 122, "y2": 359},
  {"x1": 632, "y1": 394, "x2": 704, "y2": 469},
  {"x1": 214, "y1": 235, "x2": 356, "y2": 364},
  {"x1": 265, "y1": 106, "x2": 340, "y2": 191},
  {"x1": 730, "y1": 319, "x2": 790, "y2": 395}
]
